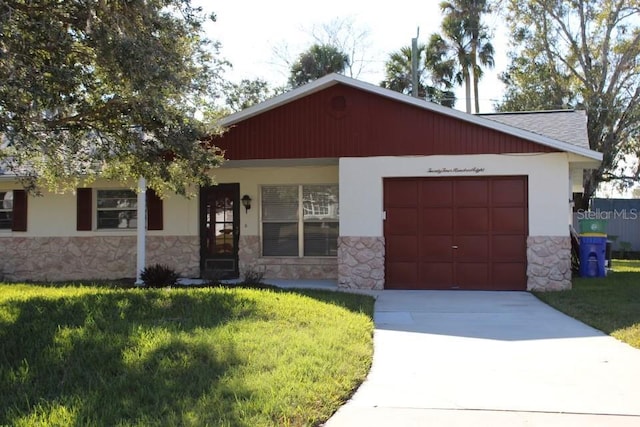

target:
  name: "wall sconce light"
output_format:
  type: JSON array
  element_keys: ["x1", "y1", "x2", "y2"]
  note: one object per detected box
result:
[{"x1": 241, "y1": 195, "x2": 252, "y2": 213}]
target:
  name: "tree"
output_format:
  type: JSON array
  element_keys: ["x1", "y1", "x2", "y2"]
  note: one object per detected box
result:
[
  {"x1": 497, "y1": 0, "x2": 640, "y2": 206},
  {"x1": 428, "y1": 0, "x2": 495, "y2": 113},
  {"x1": 380, "y1": 45, "x2": 456, "y2": 108},
  {"x1": 442, "y1": 0, "x2": 495, "y2": 114},
  {"x1": 0, "y1": 0, "x2": 228, "y2": 196},
  {"x1": 288, "y1": 44, "x2": 349, "y2": 88},
  {"x1": 309, "y1": 17, "x2": 371, "y2": 79},
  {"x1": 272, "y1": 17, "x2": 371, "y2": 82},
  {"x1": 223, "y1": 79, "x2": 281, "y2": 113}
]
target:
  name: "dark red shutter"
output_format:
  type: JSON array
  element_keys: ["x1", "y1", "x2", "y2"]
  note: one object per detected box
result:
[
  {"x1": 147, "y1": 189, "x2": 163, "y2": 230},
  {"x1": 11, "y1": 189, "x2": 27, "y2": 231},
  {"x1": 76, "y1": 188, "x2": 92, "y2": 231}
]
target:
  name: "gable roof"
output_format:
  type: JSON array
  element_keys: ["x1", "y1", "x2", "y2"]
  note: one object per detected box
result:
[
  {"x1": 480, "y1": 110, "x2": 589, "y2": 150},
  {"x1": 220, "y1": 73, "x2": 602, "y2": 162}
]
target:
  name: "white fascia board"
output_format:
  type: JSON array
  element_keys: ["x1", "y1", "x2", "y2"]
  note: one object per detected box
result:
[{"x1": 218, "y1": 73, "x2": 603, "y2": 162}]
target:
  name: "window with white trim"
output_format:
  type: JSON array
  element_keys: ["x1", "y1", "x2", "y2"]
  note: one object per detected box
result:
[
  {"x1": 96, "y1": 189, "x2": 138, "y2": 229},
  {"x1": 0, "y1": 191, "x2": 12, "y2": 230},
  {"x1": 261, "y1": 185, "x2": 339, "y2": 257}
]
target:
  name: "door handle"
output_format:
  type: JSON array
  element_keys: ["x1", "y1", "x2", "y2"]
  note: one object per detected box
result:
[{"x1": 452, "y1": 245, "x2": 458, "y2": 249}]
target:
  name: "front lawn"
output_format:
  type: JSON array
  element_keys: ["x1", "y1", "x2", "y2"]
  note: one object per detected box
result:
[
  {"x1": 0, "y1": 284, "x2": 374, "y2": 427},
  {"x1": 534, "y1": 259, "x2": 640, "y2": 349}
]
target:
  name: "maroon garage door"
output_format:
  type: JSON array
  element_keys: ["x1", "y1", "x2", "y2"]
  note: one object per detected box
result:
[{"x1": 384, "y1": 176, "x2": 528, "y2": 290}]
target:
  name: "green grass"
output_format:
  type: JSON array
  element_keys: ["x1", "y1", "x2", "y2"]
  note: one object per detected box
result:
[
  {"x1": 0, "y1": 284, "x2": 374, "y2": 427},
  {"x1": 534, "y1": 259, "x2": 640, "y2": 349}
]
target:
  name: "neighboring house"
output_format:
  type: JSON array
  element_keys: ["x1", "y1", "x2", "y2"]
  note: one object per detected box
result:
[
  {"x1": 0, "y1": 74, "x2": 602, "y2": 291},
  {"x1": 574, "y1": 198, "x2": 640, "y2": 252}
]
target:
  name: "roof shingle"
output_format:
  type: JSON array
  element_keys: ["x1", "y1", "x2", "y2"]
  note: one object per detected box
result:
[{"x1": 479, "y1": 110, "x2": 589, "y2": 149}]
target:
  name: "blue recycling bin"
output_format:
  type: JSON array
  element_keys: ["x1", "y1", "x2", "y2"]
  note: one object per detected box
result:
[{"x1": 579, "y1": 236, "x2": 607, "y2": 278}]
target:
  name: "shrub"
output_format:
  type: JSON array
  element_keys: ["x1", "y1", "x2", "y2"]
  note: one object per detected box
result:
[
  {"x1": 241, "y1": 267, "x2": 266, "y2": 286},
  {"x1": 202, "y1": 268, "x2": 226, "y2": 285},
  {"x1": 140, "y1": 264, "x2": 179, "y2": 288}
]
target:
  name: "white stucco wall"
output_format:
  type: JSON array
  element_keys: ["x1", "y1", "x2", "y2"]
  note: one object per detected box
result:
[
  {"x1": 339, "y1": 153, "x2": 571, "y2": 237},
  {"x1": 0, "y1": 180, "x2": 197, "y2": 238},
  {"x1": 0, "y1": 165, "x2": 338, "y2": 238},
  {"x1": 214, "y1": 164, "x2": 339, "y2": 236},
  {"x1": 2, "y1": 156, "x2": 571, "y2": 239}
]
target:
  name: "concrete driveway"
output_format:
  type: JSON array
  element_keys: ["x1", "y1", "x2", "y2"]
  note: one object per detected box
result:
[{"x1": 325, "y1": 291, "x2": 640, "y2": 426}]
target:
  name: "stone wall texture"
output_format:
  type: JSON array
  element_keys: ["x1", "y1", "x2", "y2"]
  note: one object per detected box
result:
[
  {"x1": 337, "y1": 236, "x2": 385, "y2": 290},
  {"x1": 0, "y1": 235, "x2": 199, "y2": 282},
  {"x1": 527, "y1": 235, "x2": 572, "y2": 291},
  {"x1": 238, "y1": 235, "x2": 337, "y2": 280}
]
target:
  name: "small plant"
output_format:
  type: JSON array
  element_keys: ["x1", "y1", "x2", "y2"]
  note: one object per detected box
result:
[
  {"x1": 241, "y1": 266, "x2": 266, "y2": 286},
  {"x1": 202, "y1": 268, "x2": 226, "y2": 286},
  {"x1": 140, "y1": 264, "x2": 179, "y2": 288}
]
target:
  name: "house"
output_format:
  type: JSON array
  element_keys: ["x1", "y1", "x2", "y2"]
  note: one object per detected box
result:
[{"x1": 0, "y1": 74, "x2": 602, "y2": 291}]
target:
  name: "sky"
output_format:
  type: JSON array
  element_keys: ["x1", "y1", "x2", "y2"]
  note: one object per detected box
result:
[{"x1": 196, "y1": 0, "x2": 510, "y2": 113}]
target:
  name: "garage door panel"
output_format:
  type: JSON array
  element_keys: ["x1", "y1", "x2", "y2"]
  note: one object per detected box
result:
[
  {"x1": 492, "y1": 207, "x2": 527, "y2": 233},
  {"x1": 421, "y1": 235, "x2": 453, "y2": 260},
  {"x1": 421, "y1": 208, "x2": 453, "y2": 234},
  {"x1": 420, "y1": 180, "x2": 453, "y2": 206},
  {"x1": 492, "y1": 235, "x2": 526, "y2": 260},
  {"x1": 492, "y1": 262, "x2": 527, "y2": 289},
  {"x1": 456, "y1": 207, "x2": 489, "y2": 233},
  {"x1": 455, "y1": 180, "x2": 489, "y2": 206},
  {"x1": 492, "y1": 178, "x2": 527, "y2": 205},
  {"x1": 386, "y1": 235, "x2": 418, "y2": 261},
  {"x1": 419, "y1": 263, "x2": 454, "y2": 288},
  {"x1": 385, "y1": 180, "x2": 418, "y2": 207},
  {"x1": 456, "y1": 262, "x2": 490, "y2": 288},
  {"x1": 455, "y1": 236, "x2": 489, "y2": 260},
  {"x1": 386, "y1": 262, "x2": 418, "y2": 289},
  {"x1": 386, "y1": 208, "x2": 418, "y2": 235}
]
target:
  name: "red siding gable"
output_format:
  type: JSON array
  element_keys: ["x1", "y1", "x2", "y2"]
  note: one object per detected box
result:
[{"x1": 215, "y1": 84, "x2": 558, "y2": 160}]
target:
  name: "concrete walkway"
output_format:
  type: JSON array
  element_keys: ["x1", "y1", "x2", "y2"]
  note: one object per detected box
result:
[{"x1": 325, "y1": 291, "x2": 640, "y2": 427}]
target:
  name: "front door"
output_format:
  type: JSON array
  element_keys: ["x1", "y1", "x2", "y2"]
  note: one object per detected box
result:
[{"x1": 200, "y1": 183, "x2": 240, "y2": 279}]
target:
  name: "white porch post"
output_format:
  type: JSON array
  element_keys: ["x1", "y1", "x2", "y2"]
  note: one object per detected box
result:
[{"x1": 135, "y1": 177, "x2": 147, "y2": 285}]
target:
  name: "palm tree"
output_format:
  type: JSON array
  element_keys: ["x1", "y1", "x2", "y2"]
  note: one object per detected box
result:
[
  {"x1": 471, "y1": 30, "x2": 495, "y2": 113},
  {"x1": 380, "y1": 45, "x2": 424, "y2": 96},
  {"x1": 427, "y1": 20, "x2": 473, "y2": 113},
  {"x1": 288, "y1": 44, "x2": 350, "y2": 88},
  {"x1": 380, "y1": 45, "x2": 456, "y2": 108},
  {"x1": 438, "y1": 0, "x2": 495, "y2": 113}
]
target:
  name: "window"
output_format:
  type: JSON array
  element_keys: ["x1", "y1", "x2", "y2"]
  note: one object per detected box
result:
[
  {"x1": 77, "y1": 187, "x2": 162, "y2": 231},
  {"x1": 262, "y1": 185, "x2": 339, "y2": 256},
  {"x1": 96, "y1": 189, "x2": 138, "y2": 229},
  {"x1": 0, "y1": 191, "x2": 12, "y2": 230}
]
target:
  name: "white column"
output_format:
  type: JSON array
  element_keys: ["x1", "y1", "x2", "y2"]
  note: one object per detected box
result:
[{"x1": 135, "y1": 177, "x2": 147, "y2": 285}]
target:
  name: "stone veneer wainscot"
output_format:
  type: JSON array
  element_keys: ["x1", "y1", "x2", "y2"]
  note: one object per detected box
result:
[
  {"x1": 238, "y1": 235, "x2": 337, "y2": 280},
  {"x1": 337, "y1": 236, "x2": 385, "y2": 290},
  {"x1": 0, "y1": 236, "x2": 199, "y2": 282},
  {"x1": 527, "y1": 236, "x2": 572, "y2": 291}
]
